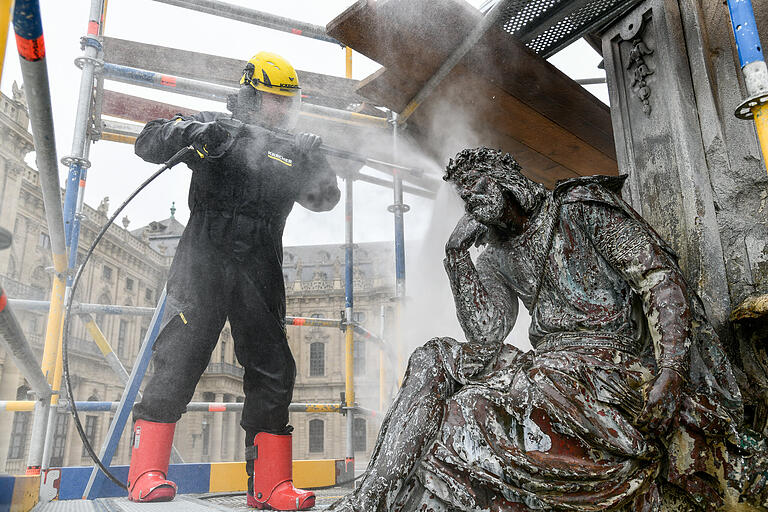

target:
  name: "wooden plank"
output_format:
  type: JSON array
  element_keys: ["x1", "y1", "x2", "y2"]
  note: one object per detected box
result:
[
  {"x1": 102, "y1": 36, "x2": 372, "y2": 111},
  {"x1": 327, "y1": 0, "x2": 618, "y2": 182},
  {"x1": 102, "y1": 90, "x2": 198, "y2": 123}
]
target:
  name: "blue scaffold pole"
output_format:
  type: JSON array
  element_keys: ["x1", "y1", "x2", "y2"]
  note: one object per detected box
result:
[{"x1": 84, "y1": 290, "x2": 167, "y2": 499}]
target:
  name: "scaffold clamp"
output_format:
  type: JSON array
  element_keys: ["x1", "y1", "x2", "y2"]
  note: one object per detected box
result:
[
  {"x1": 387, "y1": 203, "x2": 411, "y2": 214},
  {"x1": 735, "y1": 91, "x2": 768, "y2": 120},
  {"x1": 61, "y1": 156, "x2": 91, "y2": 168},
  {"x1": 74, "y1": 55, "x2": 103, "y2": 72},
  {"x1": 79, "y1": 35, "x2": 103, "y2": 52}
]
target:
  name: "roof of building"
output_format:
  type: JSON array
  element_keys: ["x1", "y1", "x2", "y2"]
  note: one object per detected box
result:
[
  {"x1": 283, "y1": 241, "x2": 394, "y2": 285},
  {"x1": 130, "y1": 205, "x2": 186, "y2": 257}
]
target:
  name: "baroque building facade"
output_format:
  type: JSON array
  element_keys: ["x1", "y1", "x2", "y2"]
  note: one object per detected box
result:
[{"x1": 0, "y1": 88, "x2": 394, "y2": 474}]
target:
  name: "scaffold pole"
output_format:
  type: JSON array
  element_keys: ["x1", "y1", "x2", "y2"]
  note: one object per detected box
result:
[
  {"x1": 0, "y1": 288, "x2": 52, "y2": 400},
  {"x1": 379, "y1": 304, "x2": 387, "y2": 412},
  {"x1": 84, "y1": 290, "x2": 168, "y2": 498},
  {"x1": 728, "y1": 0, "x2": 768, "y2": 171},
  {"x1": 343, "y1": 175, "x2": 356, "y2": 474},
  {"x1": 0, "y1": 1, "x2": 12, "y2": 85},
  {"x1": 12, "y1": 0, "x2": 70, "y2": 475},
  {"x1": 100, "y1": 62, "x2": 388, "y2": 128},
  {"x1": 389, "y1": 112, "x2": 407, "y2": 381},
  {"x1": 151, "y1": 0, "x2": 342, "y2": 46}
]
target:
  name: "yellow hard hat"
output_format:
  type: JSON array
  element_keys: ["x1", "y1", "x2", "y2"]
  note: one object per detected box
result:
[{"x1": 240, "y1": 52, "x2": 301, "y2": 97}]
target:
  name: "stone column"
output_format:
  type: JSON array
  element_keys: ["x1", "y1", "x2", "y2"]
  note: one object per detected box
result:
[
  {"x1": 600, "y1": 0, "x2": 768, "y2": 428},
  {"x1": 210, "y1": 393, "x2": 223, "y2": 462},
  {"x1": 601, "y1": 0, "x2": 732, "y2": 334},
  {"x1": 237, "y1": 396, "x2": 246, "y2": 457},
  {"x1": 225, "y1": 394, "x2": 237, "y2": 461}
]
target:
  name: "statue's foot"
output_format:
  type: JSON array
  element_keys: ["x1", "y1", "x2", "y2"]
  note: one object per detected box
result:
[{"x1": 733, "y1": 430, "x2": 768, "y2": 510}]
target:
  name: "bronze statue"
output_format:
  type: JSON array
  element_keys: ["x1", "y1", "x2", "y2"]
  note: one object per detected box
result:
[{"x1": 329, "y1": 147, "x2": 765, "y2": 511}]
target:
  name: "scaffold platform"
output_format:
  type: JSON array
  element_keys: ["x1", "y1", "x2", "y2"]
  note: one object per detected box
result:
[{"x1": 32, "y1": 490, "x2": 345, "y2": 511}]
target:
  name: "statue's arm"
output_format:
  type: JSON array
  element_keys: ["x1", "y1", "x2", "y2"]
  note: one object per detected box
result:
[
  {"x1": 573, "y1": 201, "x2": 691, "y2": 375},
  {"x1": 444, "y1": 246, "x2": 518, "y2": 346}
]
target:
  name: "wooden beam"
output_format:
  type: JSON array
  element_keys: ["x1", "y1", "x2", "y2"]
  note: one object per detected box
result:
[
  {"x1": 102, "y1": 90, "x2": 198, "y2": 124},
  {"x1": 327, "y1": 0, "x2": 618, "y2": 183}
]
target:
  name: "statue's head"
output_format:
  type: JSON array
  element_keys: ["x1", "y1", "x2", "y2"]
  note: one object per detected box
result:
[{"x1": 444, "y1": 147, "x2": 547, "y2": 228}]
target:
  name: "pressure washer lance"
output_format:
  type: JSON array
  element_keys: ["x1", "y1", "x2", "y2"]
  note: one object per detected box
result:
[
  {"x1": 214, "y1": 117, "x2": 432, "y2": 185},
  {"x1": 62, "y1": 145, "x2": 194, "y2": 491}
]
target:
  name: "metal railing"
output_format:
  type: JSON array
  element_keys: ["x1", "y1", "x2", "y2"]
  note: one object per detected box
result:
[
  {"x1": 0, "y1": 273, "x2": 46, "y2": 300},
  {"x1": 205, "y1": 362, "x2": 244, "y2": 378}
]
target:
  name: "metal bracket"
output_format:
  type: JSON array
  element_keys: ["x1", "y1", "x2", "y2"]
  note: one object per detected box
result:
[
  {"x1": 79, "y1": 36, "x2": 103, "y2": 52},
  {"x1": 735, "y1": 92, "x2": 768, "y2": 120},
  {"x1": 387, "y1": 203, "x2": 411, "y2": 214},
  {"x1": 60, "y1": 156, "x2": 91, "y2": 168},
  {"x1": 74, "y1": 55, "x2": 104, "y2": 72}
]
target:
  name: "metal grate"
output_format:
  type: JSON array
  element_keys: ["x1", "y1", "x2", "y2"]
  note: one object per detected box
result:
[{"x1": 492, "y1": 0, "x2": 642, "y2": 57}]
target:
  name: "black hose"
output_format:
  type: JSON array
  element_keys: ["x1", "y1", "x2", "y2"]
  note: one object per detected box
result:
[{"x1": 61, "y1": 146, "x2": 193, "y2": 492}]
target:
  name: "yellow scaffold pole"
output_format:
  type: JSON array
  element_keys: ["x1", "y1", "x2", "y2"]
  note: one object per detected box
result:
[
  {"x1": 729, "y1": 0, "x2": 768, "y2": 171},
  {"x1": 0, "y1": 1, "x2": 12, "y2": 84}
]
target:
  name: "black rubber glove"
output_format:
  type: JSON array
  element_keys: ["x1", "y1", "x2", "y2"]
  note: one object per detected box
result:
[
  {"x1": 184, "y1": 121, "x2": 229, "y2": 151},
  {"x1": 294, "y1": 132, "x2": 322, "y2": 154}
]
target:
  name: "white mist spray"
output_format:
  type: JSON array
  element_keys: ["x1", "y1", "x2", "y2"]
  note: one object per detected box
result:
[{"x1": 402, "y1": 181, "x2": 533, "y2": 358}]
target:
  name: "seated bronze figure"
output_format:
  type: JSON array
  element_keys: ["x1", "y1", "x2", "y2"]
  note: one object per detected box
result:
[{"x1": 328, "y1": 147, "x2": 765, "y2": 511}]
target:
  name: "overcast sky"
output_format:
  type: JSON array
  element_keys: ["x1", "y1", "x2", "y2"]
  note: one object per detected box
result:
[{"x1": 0, "y1": 0, "x2": 606, "y2": 248}]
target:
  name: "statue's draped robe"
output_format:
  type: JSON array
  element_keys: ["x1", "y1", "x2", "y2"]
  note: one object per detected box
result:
[{"x1": 388, "y1": 177, "x2": 742, "y2": 511}]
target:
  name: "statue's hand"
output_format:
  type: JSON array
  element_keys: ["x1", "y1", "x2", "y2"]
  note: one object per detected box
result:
[
  {"x1": 636, "y1": 367, "x2": 684, "y2": 435},
  {"x1": 446, "y1": 214, "x2": 488, "y2": 255}
]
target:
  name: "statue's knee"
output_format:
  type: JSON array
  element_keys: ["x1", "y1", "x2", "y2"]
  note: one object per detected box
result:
[{"x1": 408, "y1": 339, "x2": 442, "y2": 369}]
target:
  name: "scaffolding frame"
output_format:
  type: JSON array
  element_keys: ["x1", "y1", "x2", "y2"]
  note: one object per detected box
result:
[{"x1": 3, "y1": 0, "x2": 417, "y2": 501}]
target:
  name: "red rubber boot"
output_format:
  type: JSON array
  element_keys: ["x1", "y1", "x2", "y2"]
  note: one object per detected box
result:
[
  {"x1": 246, "y1": 432, "x2": 315, "y2": 510},
  {"x1": 127, "y1": 420, "x2": 177, "y2": 502}
]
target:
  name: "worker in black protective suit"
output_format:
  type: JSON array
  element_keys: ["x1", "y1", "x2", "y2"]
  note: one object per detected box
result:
[{"x1": 126, "y1": 52, "x2": 340, "y2": 511}]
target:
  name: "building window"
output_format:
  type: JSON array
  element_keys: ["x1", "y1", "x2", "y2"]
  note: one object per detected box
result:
[
  {"x1": 7, "y1": 411, "x2": 29, "y2": 459},
  {"x1": 352, "y1": 311, "x2": 366, "y2": 324},
  {"x1": 354, "y1": 339, "x2": 366, "y2": 377},
  {"x1": 353, "y1": 418, "x2": 366, "y2": 452},
  {"x1": 7, "y1": 386, "x2": 31, "y2": 460},
  {"x1": 117, "y1": 320, "x2": 128, "y2": 358},
  {"x1": 126, "y1": 278, "x2": 134, "y2": 290},
  {"x1": 145, "y1": 288, "x2": 153, "y2": 301},
  {"x1": 310, "y1": 312, "x2": 323, "y2": 332},
  {"x1": 38, "y1": 232, "x2": 50, "y2": 249},
  {"x1": 102, "y1": 265, "x2": 112, "y2": 280},
  {"x1": 309, "y1": 342, "x2": 325, "y2": 377},
  {"x1": 96, "y1": 293, "x2": 111, "y2": 330},
  {"x1": 309, "y1": 419, "x2": 324, "y2": 453},
  {"x1": 50, "y1": 412, "x2": 69, "y2": 467},
  {"x1": 83, "y1": 416, "x2": 99, "y2": 457}
]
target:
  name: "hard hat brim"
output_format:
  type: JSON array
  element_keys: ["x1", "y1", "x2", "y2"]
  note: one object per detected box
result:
[{"x1": 252, "y1": 82, "x2": 301, "y2": 97}]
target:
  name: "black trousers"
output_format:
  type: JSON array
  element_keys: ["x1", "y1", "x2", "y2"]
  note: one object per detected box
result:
[{"x1": 133, "y1": 211, "x2": 295, "y2": 434}]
